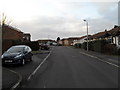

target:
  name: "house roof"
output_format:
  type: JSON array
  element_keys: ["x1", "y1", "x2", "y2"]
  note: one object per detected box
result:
[
  {"x1": 89, "y1": 25, "x2": 120, "y2": 40},
  {"x1": 24, "y1": 33, "x2": 31, "y2": 37},
  {"x1": 2, "y1": 24, "x2": 23, "y2": 33},
  {"x1": 61, "y1": 38, "x2": 68, "y2": 41},
  {"x1": 68, "y1": 35, "x2": 91, "y2": 40},
  {"x1": 79, "y1": 35, "x2": 91, "y2": 40},
  {"x1": 90, "y1": 30, "x2": 111, "y2": 39},
  {"x1": 108, "y1": 25, "x2": 120, "y2": 36},
  {"x1": 61, "y1": 35, "x2": 91, "y2": 41},
  {"x1": 38, "y1": 39, "x2": 55, "y2": 42},
  {"x1": 68, "y1": 37, "x2": 81, "y2": 40},
  {"x1": 61, "y1": 37, "x2": 80, "y2": 41}
]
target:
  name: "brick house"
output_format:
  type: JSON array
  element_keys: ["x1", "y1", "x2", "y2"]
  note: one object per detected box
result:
[
  {"x1": 61, "y1": 38, "x2": 69, "y2": 46},
  {"x1": 2, "y1": 24, "x2": 24, "y2": 41},
  {"x1": 2, "y1": 24, "x2": 31, "y2": 53}
]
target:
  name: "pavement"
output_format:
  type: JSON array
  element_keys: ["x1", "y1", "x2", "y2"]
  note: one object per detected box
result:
[
  {"x1": 72, "y1": 47, "x2": 120, "y2": 67},
  {"x1": 2, "y1": 67, "x2": 19, "y2": 89}
]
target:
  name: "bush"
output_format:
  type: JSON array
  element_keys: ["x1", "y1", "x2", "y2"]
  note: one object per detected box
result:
[
  {"x1": 74, "y1": 43, "x2": 81, "y2": 48},
  {"x1": 73, "y1": 43, "x2": 76, "y2": 48},
  {"x1": 81, "y1": 42, "x2": 87, "y2": 50}
]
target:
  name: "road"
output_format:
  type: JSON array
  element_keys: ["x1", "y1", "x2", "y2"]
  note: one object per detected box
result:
[{"x1": 24, "y1": 46, "x2": 118, "y2": 88}]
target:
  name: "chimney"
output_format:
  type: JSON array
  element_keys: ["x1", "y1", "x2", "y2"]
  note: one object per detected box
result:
[
  {"x1": 105, "y1": 29, "x2": 107, "y2": 32},
  {"x1": 114, "y1": 25, "x2": 118, "y2": 28}
]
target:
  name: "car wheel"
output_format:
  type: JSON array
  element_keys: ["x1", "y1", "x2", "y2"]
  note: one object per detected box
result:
[
  {"x1": 21, "y1": 59, "x2": 25, "y2": 65},
  {"x1": 30, "y1": 56, "x2": 32, "y2": 61}
]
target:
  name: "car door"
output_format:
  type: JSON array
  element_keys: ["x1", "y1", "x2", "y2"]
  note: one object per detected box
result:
[
  {"x1": 27, "y1": 46, "x2": 32, "y2": 59},
  {"x1": 24, "y1": 47, "x2": 29, "y2": 61}
]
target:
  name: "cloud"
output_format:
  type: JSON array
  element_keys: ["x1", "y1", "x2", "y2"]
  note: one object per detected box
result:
[
  {"x1": 91, "y1": 2, "x2": 118, "y2": 22},
  {"x1": 13, "y1": 16, "x2": 86, "y2": 40},
  {"x1": 10, "y1": 1, "x2": 118, "y2": 41}
]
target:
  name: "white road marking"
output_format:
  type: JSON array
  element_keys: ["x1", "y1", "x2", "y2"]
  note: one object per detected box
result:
[
  {"x1": 108, "y1": 58, "x2": 118, "y2": 63},
  {"x1": 27, "y1": 47, "x2": 53, "y2": 81},
  {"x1": 79, "y1": 52, "x2": 119, "y2": 68},
  {"x1": 43, "y1": 80, "x2": 46, "y2": 88}
]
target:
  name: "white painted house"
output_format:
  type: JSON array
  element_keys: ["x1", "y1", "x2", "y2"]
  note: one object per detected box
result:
[
  {"x1": 108, "y1": 25, "x2": 120, "y2": 48},
  {"x1": 73, "y1": 36, "x2": 88, "y2": 45}
]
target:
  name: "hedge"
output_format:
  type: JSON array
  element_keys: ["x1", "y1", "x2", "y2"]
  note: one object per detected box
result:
[
  {"x1": 93, "y1": 40, "x2": 107, "y2": 53},
  {"x1": 12, "y1": 40, "x2": 39, "y2": 51},
  {"x1": 74, "y1": 39, "x2": 119, "y2": 55},
  {"x1": 103, "y1": 44, "x2": 117, "y2": 55}
]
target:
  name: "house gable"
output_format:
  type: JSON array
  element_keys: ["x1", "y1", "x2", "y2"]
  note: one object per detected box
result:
[{"x1": 2, "y1": 24, "x2": 24, "y2": 41}]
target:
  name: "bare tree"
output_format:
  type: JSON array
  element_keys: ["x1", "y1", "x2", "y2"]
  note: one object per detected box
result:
[
  {"x1": 0, "y1": 13, "x2": 12, "y2": 26},
  {"x1": 57, "y1": 37, "x2": 60, "y2": 42}
]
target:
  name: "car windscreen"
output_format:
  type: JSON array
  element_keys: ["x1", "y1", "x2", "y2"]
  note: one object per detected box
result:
[{"x1": 7, "y1": 47, "x2": 25, "y2": 53}]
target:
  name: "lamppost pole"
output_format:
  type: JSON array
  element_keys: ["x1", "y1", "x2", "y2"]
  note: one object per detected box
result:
[{"x1": 84, "y1": 20, "x2": 89, "y2": 51}]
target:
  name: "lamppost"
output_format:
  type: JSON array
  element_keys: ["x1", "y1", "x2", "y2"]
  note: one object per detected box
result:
[{"x1": 83, "y1": 20, "x2": 89, "y2": 51}]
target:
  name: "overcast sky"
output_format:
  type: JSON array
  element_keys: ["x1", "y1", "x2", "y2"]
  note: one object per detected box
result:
[{"x1": 0, "y1": 0, "x2": 119, "y2": 41}]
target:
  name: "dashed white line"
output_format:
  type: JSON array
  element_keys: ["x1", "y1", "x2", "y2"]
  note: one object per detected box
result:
[{"x1": 79, "y1": 52, "x2": 119, "y2": 68}]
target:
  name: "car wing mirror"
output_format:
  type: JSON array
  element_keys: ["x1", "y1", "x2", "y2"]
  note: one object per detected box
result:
[{"x1": 24, "y1": 51, "x2": 28, "y2": 54}]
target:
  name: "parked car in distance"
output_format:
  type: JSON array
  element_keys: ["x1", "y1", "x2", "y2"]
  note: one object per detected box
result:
[
  {"x1": 1, "y1": 45, "x2": 33, "y2": 65},
  {"x1": 40, "y1": 44, "x2": 50, "y2": 50},
  {"x1": 52, "y1": 42, "x2": 58, "y2": 46}
]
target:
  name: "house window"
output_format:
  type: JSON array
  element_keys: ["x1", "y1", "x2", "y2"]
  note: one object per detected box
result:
[
  {"x1": 111, "y1": 37, "x2": 113, "y2": 43},
  {"x1": 118, "y1": 35, "x2": 120, "y2": 45},
  {"x1": 26, "y1": 37, "x2": 29, "y2": 40},
  {"x1": 107, "y1": 37, "x2": 112, "y2": 43}
]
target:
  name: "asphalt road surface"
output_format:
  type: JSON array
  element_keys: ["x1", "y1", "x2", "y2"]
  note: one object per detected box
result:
[{"x1": 24, "y1": 46, "x2": 118, "y2": 88}]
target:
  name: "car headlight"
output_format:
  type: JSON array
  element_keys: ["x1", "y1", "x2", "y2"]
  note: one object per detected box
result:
[
  {"x1": 14, "y1": 54, "x2": 22, "y2": 59},
  {"x1": 1, "y1": 55, "x2": 3, "y2": 59}
]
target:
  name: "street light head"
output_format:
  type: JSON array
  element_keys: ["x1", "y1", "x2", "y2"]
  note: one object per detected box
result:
[{"x1": 83, "y1": 20, "x2": 86, "y2": 22}]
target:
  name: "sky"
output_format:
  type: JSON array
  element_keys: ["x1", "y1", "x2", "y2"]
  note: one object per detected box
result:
[{"x1": 0, "y1": 0, "x2": 119, "y2": 41}]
